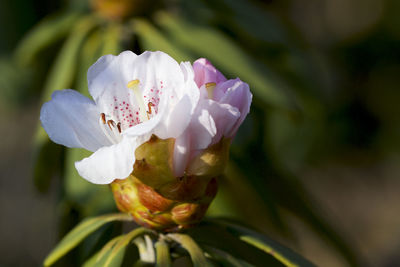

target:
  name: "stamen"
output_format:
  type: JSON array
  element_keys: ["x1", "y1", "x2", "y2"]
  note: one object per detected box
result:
[
  {"x1": 205, "y1": 82, "x2": 216, "y2": 99},
  {"x1": 117, "y1": 122, "x2": 122, "y2": 133},
  {"x1": 146, "y1": 102, "x2": 155, "y2": 119},
  {"x1": 107, "y1": 120, "x2": 115, "y2": 130},
  {"x1": 99, "y1": 115, "x2": 121, "y2": 144},
  {"x1": 127, "y1": 79, "x2": 148, "y2": 122}
]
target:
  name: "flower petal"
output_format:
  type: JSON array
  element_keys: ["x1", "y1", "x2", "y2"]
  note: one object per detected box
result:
[
  {"x1": 173, "y1": 130, "x2": 191, "y2": 177},
  {"x1": 189, "y1": 102, "x2": 217, "y2": 150},
  {"x1": 207, "y1": 101, "x2": 241, "y2": 144},
  {"x1": 193, "y1": 58, "x2": 226, "y2": 87},
  {"x1": 213, "y1": 78, "x2": 252, "y2": 137},
  {"x1": 191, "y1": 98, "x2": 241, "y2": 148},
  {"x1": 87, "y1": 51, "x2": 141, "y2": 130},
  {"x1": 40, "y1": 89, "x2": 111, "y2": 152},
  {"x1": 75, "y1": 136, "x2": 148, "y2": 184},
  {"x1": 123, "y1": 55, "x2": 200, "y2": 141}
]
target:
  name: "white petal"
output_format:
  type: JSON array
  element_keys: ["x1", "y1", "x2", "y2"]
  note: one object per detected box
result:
[
  {"x1": 206, "y1": 100, "x2": 240, "y2": 144},
  {"x1": 189, "y1": 98, "x2": 241, "y2": 149},
  {"x1": 156, "y1": 95, "x2": 192, "y2": 139},
  {"x1": 88, "y1": 51, "x2": 138, "y2": 104},
  {"x1": 75, "y1": 136, "x2": 147, "y2": 184},
  {"x1": 188, "y1": 100, "x2": 217, "y2": 150},
  {"x1": 88, "y1": 51, "x2": 141, "y2": 130},
  {"x1": 155, "y1": 62, "x2": 199, "y2": 139},
  {"x1": 173, "y1": 130, "x2": 191, "y2": 177},
  {"x1": 40, "y1": 89, "x2": 111, "y2": 152}
]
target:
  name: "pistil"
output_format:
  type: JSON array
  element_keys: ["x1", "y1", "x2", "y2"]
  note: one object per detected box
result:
[{"x1": 128, "y1": 79, "x2": 148, "y2": 122}]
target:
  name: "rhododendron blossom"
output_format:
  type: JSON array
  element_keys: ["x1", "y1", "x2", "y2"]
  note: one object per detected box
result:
[
  {"x1": 173, "y1": 58, "x2": 252, "y2": 176},
  {"x1": 40, "y1": 51, "x2": 199, "y2": 184}
]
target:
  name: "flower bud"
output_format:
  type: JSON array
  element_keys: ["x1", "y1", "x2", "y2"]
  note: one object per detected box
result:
[
  {"x1": 111, "y1": 135, "x2": 220, "y2": 231},
  {"x1": 111, "y1": 175, "x2": 218, "y2": 231}
]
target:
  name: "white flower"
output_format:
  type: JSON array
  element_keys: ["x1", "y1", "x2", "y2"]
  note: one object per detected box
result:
[{"x1": 40, "y1": 51, "x2": 199, "y2": 184}]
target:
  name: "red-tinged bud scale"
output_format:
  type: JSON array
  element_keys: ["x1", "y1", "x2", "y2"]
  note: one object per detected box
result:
[
  {"x1": 111, "y1": 176, "x2": 218, "y2": 231},
  {"x1": 110, "y1": 135, "x2": 222, "y2": 231}
]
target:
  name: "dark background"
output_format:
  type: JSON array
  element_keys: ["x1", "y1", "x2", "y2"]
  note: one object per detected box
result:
[{"x1": 1, "y1": 0, "x2": 400, "y2": 266}]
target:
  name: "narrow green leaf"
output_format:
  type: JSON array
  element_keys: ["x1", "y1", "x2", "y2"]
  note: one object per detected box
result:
[
  {"x1": 75, "y1": 30, "x2": 103, "y2": 96},
  {"x1": 100, "y1": 23, "x2": 122, "y2": 55},
  {"x1": 41, "y1": 15, "x2": 98, "y2": 102},
  {"x1": 132, "y1": 19, "x2": 193, "y2": 62},
  {"x1": 155, "y1": 13, "x2": 292, "y2": 110},
  {"x1": 104, "y1": 227, "x2": 152, "y2": 267},
  {"x1": 44, "y1": 213, "x2": 132, "y2": 266},
  {"x1": 202, "y1": 245, "x2": 252, "y2": 267},
  {"x1": 155, "y1": 239, "x2": 171, "y2": 267},
  {"x1": 83, "y1": 236, "x2": 125, "y2": 267},
  {"x1": 209, "y1": 219, "x2": 315, "y2": 267},
  {"x1": 32, "y1": 15, "x2": 99, "y2": 191},
  {"x1": 187, "y1": 222, "x2": 284, "y2": 267},
  {"x1": 168, "y1": 233, "x2": 212, "y2": 267},
  {"x1": 14, "y1": 12, "x2": 81, "y2": 66}
]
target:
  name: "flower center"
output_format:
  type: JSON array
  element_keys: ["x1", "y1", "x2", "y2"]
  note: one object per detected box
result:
[
  {"x1": 98, "y1": 79, "x2": 159, "y2": 144},
  {"x1": 127, "y1": 79, "x2": 149, "y2": 122}
]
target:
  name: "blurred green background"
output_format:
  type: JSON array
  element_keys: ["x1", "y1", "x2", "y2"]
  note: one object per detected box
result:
[{"x1": 1, "y1": 0, "x2": 400, "y2": 266}]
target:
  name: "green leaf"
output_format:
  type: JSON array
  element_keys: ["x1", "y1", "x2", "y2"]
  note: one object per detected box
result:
[
  {"x1": 155, "y1": 239, "x2": 171, "y2": 267},
  {"x1": 186, "y1": 222, "x2": 285, "y2": 267},
  {"x1": 32, "y1": 15, "x2": 99, "y2": 192},
  {"x1": 14, "y1": 12, "x2": 81, "y2": 66},
  {"x1": 75, "y1": 30, "x2": 103, "y2": 96},
  {"x1": 210, "y1": 219, "x2": 315, "y2": 267},
  {"x1": 104, "y1": 228, "x2": 152, "y2": 267},
  {"x1": 44, "y1": 213, "x2": 132, "y2": 266},
  {"x1": 202, "y1": 245, "x2": 253, "y2": 267},
  {"x1": 168, "y1": 233, "x2": 212, "y2": 267},
  {"x1": 83, "y1": 235, "x2": 125, "y2": 267},
  {"x1": 41, "y1": 15, "x2": 98, "y2": 102},
  {"x1": 132, "y1": 19, "x2": 193, "y2": 62},
  {"x1": 100, "y1": 23, "x2": 122, "y2": 55},
  {"x1": 155, "y1": 12, "x2": 292, "y2": 110}
]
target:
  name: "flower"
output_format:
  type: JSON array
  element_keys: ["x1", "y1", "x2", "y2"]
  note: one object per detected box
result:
[
  {"x1": 173, "y1": 58, "x2": 252, "y2": 177},
  {"x1": 40, "y1": 51, "x2": 252, "y2": 231},
  {"x1": 40, "y1": 51, "x2": 199, "y2": 184}
]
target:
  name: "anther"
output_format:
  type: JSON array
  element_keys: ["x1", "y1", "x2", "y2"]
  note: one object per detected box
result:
[
  {"x1": 117, "y1": 122, "x2": 122, "y2": 133},
  {"x1": 101, "y1": 113, "x2": 106, "y2": 124},
  {"x1": 205, "y1": 82, "x2": 216, "y2": 99},
  {"x1": 146, "y1": 102, "x2": 155, "y2": 119},
  {"x1": 107, "y1": 120, "x2": 116, "y2": 130}
]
